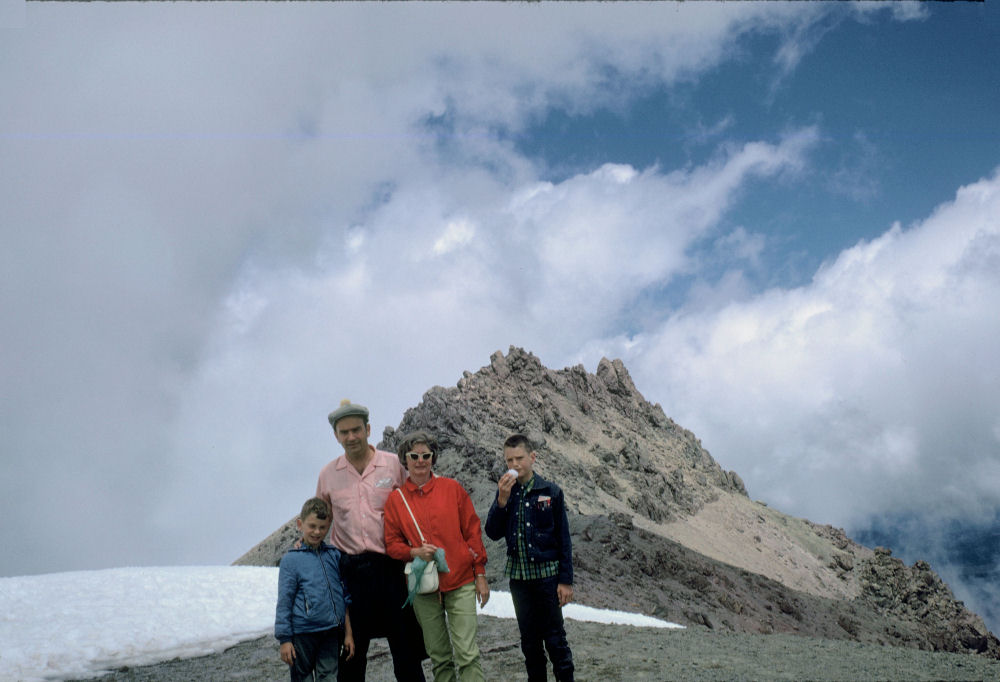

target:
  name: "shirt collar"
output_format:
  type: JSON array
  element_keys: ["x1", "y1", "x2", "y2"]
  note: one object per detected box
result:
[
  {"x1": 335, "y1": 445, "x2": 379, "y2": 470},
  {"x1": 404, "y1": 472, "x2": 436, "y2": 492}
]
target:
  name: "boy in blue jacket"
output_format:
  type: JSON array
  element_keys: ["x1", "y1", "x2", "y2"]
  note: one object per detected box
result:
[
  {"x1": 485, "y1": 434, "x2": 574, "y2": 682},
  {"x1": 276, "y1": 497, "x2": 355, "y2": 681}
]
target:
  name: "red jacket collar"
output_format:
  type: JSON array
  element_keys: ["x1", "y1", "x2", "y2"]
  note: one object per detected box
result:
[{"x1": 403, "y1": 472, "x2": 436, "y2": 493}]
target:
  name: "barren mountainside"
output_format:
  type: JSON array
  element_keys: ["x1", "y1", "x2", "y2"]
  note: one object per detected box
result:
[{"x1": 235, "y1": 347, "x2": 999, "y2": 659}]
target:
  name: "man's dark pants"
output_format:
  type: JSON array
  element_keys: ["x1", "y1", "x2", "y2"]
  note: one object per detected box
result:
[
  {"x1": 338, "y1": 551, "x2": 426, "y2": 682},
  {"x1": 509, "y1": 576, "x2": 575, "y2": 682}
]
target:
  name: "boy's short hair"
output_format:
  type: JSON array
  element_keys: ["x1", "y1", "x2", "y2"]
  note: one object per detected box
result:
[
  {"x1": 397, "y1": 430, "x2": 439, "y2": 466},
  {"x1": 504, "y1": 433, "x2": 533, "y2": 452},
  {"x1": 300, "y1": 497, "x2": 332, "y2": 521}
]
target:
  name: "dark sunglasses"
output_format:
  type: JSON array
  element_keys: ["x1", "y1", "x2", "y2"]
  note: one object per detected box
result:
[{"x1": 407, "y1": 452, "x2": 433, "y2": 461}]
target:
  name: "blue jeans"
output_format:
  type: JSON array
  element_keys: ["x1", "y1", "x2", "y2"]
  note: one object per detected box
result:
[
  {"x1": 289, "y1": 627, "x2": 341, "y2": 682},
  {"x1": 509, "y1": 577, "x2": 574, "y2": 682}
]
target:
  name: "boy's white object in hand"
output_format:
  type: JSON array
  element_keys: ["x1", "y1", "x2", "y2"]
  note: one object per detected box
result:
[{"x1": 506, "y1": 468, "x2": 518, "y2": 479}]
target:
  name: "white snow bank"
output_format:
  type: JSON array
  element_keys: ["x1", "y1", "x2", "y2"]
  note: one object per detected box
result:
[
  {"x1": 480, "y1": 590, "x2": 684, "y2": 629},
  {"x1": 0, "y1": 566, "x2": 681, "y2": 681},
  {"x1": 0, "y1": 566, "x2": 277, "y2": 681}
]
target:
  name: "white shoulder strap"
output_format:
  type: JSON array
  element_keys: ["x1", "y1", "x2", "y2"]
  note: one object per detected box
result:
[{"x1": 396, "y1": 488, "x2": 426, "y2": 544}]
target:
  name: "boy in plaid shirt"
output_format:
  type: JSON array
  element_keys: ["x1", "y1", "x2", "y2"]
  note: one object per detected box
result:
[{"x1": 485, "y1": 434, "x2": 574, "y2": 682}]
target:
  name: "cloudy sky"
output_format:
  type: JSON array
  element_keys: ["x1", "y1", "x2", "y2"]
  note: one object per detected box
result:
[{"x1": 3, "y1": 1, "x2": 999, "y2": 627}]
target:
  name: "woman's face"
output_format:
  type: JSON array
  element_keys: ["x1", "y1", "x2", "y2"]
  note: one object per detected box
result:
[{"x1": 405, "y1": 442, "x2": 434, "y2": 480}]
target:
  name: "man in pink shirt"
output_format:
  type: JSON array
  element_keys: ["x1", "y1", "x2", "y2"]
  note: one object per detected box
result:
[{"x1": 316, "y1": 400, "x2": 426, "y2": 682}]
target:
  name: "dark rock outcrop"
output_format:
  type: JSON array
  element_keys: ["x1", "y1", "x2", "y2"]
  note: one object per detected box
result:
[{"x1": 858, "y1": 547, "x2": 998, "y2": 655}]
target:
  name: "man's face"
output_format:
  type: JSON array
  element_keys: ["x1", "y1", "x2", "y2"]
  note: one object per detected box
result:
[
  {"x1": 504, "y1": 444, "x2": 536, "y2": 484},
  {"x1": 298, "y1": 513, "x2": 332, "y2": 548},
  {"x1": 335, "y1": 416, "x2": 370, "y2": 457}
]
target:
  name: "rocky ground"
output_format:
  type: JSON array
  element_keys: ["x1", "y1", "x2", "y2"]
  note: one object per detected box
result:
[
  {"x1": 75, "y1": 615, "x2": 1000, "y2": 681},
  {"x1": 237, "y1": 488, "x2": 999, "y2": 660}
]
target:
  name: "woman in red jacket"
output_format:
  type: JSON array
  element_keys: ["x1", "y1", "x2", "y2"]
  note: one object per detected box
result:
[{"x1": 384, "y1": 431, "x2": 489, "y2": 682}]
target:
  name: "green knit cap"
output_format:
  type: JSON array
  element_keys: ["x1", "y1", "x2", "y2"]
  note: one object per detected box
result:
[{"x1": 328, "y1": 399, "x2": 370, "y2": 428}]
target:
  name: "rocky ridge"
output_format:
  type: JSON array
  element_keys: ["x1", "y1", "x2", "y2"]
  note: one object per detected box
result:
[{"x1": 235, "y1": 347, "x2": 999, "y2": 659}]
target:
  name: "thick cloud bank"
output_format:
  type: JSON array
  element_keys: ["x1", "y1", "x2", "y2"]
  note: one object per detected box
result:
[{"x1": 621, "y1": 170, "x2": 1000, "y2": 530}]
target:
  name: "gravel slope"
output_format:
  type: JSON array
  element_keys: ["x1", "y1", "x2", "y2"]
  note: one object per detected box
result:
[{"x1": 74, "y1": 615, "x2": 1000, "y2": 681}]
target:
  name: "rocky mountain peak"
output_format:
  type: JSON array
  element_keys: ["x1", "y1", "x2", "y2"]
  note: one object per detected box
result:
[
  {"x1": 236, "y1": 347, "x2": 999, "y2": 659},
  {"x1": 383, "y1": 346, "x2": 746, "y2": 523}
]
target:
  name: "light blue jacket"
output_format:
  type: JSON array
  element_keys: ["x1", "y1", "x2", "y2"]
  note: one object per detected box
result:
[{"x1": 275, "y1": 542, "x2": 351, "y2": 643}]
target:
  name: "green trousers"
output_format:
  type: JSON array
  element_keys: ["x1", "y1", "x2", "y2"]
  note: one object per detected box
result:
[{"x1": 412, "y1": 582, "x2": 484, "y2": 682}]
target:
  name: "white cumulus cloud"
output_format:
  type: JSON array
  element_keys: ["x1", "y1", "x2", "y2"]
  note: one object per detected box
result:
[{"x1": 610, "y1": 169, "x2": 1000, "y2": 530}]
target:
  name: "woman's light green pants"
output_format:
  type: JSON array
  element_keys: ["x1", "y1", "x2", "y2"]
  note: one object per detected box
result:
[{"x1": 412, "y1": 582, "x2": 484, "y2": 682}]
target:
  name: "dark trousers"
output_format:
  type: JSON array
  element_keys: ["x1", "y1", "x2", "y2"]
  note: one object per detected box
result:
[
  {"x1": 289, "y1": 627, "x2": 341, "y2": 682},
  {"x1": 509, "y1": 577, "x2": 574, "y2": 682},
  {"x1": 338, "y1": 551, "x2": 426, "y2": 682}
]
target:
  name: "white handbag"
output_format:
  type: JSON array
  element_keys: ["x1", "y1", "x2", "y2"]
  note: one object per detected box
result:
[{"x1": 397, "y1": 489, "x2": 439, "y2": 594}]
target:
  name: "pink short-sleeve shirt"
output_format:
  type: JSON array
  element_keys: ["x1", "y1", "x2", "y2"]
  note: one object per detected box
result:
[{"x1": 316, "y1": 446, "x2": 406, "y2": 555}]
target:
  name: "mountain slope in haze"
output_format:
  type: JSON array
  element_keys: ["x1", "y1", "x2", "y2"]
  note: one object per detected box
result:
[{"x1": 236, "y1": 347, "x2": 999, "y2": 659}]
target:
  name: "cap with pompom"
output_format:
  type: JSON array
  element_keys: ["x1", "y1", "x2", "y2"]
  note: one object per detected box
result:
[{"x1": 328, "y1": 399, "x2": 370, "y2": 428}]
